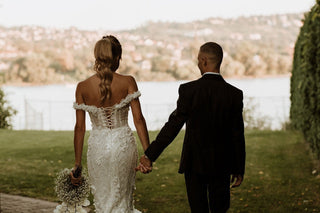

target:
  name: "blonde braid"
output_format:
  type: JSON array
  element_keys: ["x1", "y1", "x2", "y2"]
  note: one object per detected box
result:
[
  {"x1": 94, "y1": 38, "x2": 113, "y2": 104},
  {"x1": 95, "y1": 59, "x2": 113, "y2": 103},
  {"x1": 93, "y1": 35, "x2": 122, "y2": 104}
]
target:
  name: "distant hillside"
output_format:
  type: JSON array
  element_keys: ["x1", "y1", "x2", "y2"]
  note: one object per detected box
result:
[{"x1": 0, "y1": 13, "x2": 304, "y2": 84}]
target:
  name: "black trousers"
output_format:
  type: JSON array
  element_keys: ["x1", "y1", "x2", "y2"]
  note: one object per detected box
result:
[{"x1": 184, "y1": 171, "x2": 230, "y2": 213}]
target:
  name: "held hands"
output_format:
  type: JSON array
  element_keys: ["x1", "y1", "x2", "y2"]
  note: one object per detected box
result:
[
  {"x1": 230, "y1": 174, "x2": 243, "y2": 188},
  {"x1": 135, "y1": 155, "x2": 152, "y2": 174}
]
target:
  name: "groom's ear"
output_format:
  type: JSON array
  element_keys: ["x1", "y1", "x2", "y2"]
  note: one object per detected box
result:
[{"x1": 203, "y1": 56, "x2": 208, "y2": 66}]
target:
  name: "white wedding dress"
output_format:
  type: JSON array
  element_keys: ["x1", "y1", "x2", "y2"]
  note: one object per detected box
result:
[{"x1": 73, "y1": 91, "x2": 142, "y2": 213}]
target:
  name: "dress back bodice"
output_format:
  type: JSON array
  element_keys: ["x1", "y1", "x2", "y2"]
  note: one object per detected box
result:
[{"x1": 73, "y1": 91, "x2": 141, "y2": 130}]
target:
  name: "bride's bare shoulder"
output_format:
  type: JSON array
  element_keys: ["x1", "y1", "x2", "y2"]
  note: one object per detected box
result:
[
  {"x1": 115, "y1": 73, "x2": 137, "y2": 84},
  {"x1": 76, "y1": 75, "x2": 98, "y2": 90},
  {"x1": 79, "y1": 75, "x2": 98, "y2": 84},
  {"x1": 115, "y1": 73, "x2": 138, "y2": 93},
  {"x1": 83, "y1": 74, "x2": 98, "y2": 83}
]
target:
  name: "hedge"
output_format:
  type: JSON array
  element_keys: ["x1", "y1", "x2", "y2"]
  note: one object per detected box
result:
[{"x1": 290, "y1": 0, "x2": 320, "y2": 158}]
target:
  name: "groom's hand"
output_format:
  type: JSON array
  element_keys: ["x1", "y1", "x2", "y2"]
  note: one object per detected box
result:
[
  {"x1": 230, "y1": 174, "x2": 243, "y2": 188},
  {"x1": 135, "y1": 155, "x2": 152, "y2": 174}
]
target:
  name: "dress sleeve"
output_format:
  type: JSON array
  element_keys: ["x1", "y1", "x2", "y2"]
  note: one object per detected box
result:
[
  {"x1": 115, "y1": 91, "x2": 141, "y2": 108},
  {"x1": 126, "y1": 91, "x2": 141, "y2": 102},
  {"x1": 73, "y1": 102, "x2": 98, "y2": 113},
  {"x1": 73, "y1": 102, "x2": 85, "y2": 110}
]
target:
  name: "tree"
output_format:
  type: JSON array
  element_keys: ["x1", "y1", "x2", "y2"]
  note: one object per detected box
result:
[
  {"x1": 0, "y1": 88, "x2": 17, "y2": 129},
  {"x1": 290, "y1": 1, "x2": 320, "y2": 158},
  {"x1": 8, "y1": 53, "x2": 56, "y2": 83},
  {"x1": 221, "y1": 54, "x2": 245, "y2": 77}
]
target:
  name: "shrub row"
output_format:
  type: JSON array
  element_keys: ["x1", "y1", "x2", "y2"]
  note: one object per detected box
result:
[{"x1": 290, "y1": 1, "x2": 320, "y2": 158}]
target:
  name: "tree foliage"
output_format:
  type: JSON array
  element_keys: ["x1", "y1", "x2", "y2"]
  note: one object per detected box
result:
[
  {"x1": 290, "y1": 0, "x2": 320, "y2": 158},
  {"x1": 0, "y1": 88, "x2": 17, "y2": 129}
]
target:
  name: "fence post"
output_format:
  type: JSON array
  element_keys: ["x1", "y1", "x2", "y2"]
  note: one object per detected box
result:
[{"x1": 24, "y1": 98, "x2": 27, "y2": 129}]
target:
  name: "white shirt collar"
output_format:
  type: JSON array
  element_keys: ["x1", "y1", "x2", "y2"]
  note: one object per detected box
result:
[{"x1": 202, "y1": 72, "x2": 220, "y2": 76}]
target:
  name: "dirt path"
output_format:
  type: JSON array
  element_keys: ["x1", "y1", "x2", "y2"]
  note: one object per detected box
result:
[{"x1": 0, "y1": 193, "x2": 58, "y2": 213}]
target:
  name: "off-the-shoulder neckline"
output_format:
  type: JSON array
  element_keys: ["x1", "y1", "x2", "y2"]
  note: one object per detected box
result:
[{"x1": 74, "y1": 90, "x2": 141, "y2": 110}]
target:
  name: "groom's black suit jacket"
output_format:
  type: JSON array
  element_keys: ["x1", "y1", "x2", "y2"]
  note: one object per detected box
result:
[{"x1": 145, "y1": 74, "x2": 245, "y2": 176}]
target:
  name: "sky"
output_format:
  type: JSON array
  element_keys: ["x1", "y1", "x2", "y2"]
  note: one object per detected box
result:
[{"x1": 0, "y1": 0, "x2": 316, "y2": 30}]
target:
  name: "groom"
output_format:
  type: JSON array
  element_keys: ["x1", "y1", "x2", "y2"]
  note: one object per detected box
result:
[{"x1": 138, "y1": 42, "x2": 246, "y2": 213}]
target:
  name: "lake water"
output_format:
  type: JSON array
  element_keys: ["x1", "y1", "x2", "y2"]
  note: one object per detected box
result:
[{"x1": 2, "y1": 76, "x2": 290, "y2": 131}]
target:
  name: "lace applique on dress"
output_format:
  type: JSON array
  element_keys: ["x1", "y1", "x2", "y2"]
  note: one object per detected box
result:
[{"x1": 73, "y1": 91, "x2": 141, "y2": 213}]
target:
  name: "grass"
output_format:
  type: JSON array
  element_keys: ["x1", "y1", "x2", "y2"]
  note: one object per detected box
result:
[{"x1": 0, "y1": 130, "x2": 320, "y2": 212}]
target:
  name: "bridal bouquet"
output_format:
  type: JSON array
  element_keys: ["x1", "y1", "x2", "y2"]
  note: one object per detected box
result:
[{"x1": 54, "y1": 168, "x2": 90, "y2": 213}]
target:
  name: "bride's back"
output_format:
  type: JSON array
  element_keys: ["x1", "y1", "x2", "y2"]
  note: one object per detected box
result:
[{"x1": 80, "y1": 72, "x2": 133, "y2": 108}]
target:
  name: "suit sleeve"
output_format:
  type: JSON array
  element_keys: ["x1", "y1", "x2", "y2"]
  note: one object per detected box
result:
[
  {"x1": 231, "y1": 91, "x2": 246, "y2": 175},
  {"x1": 145, "y1": 85, "x2": 190, "y2": 162}
]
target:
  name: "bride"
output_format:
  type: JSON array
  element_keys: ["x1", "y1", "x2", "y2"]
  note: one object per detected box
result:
[{"x1": 70, "y1": 35, "x2": 151, "y2": 212}]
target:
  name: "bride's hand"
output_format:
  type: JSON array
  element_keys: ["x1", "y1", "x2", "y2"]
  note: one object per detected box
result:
[
  {"x1": 70, "y1": 165, "x2": 82, "y2": 186},
  {"x1": 135, "y1": 155, "x2": 152, "y2": 174},
  {"x1": 135, "y1": 163, "x2": 152, "y2": 174},
  {"x1": 70, "y1": 171, "x2": 82, "y2": 186}
]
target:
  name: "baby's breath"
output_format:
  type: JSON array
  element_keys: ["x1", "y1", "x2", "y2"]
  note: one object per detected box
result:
[{"x1": 54, "y1": 168, "x2": 90, "y2": 205}]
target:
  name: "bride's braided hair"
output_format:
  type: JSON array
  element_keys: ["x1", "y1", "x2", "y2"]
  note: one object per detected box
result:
[{"x1": 93, "y1": 35, "x2": 122, "y2": 104}]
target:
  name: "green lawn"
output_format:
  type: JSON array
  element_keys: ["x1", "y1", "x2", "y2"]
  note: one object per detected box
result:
[{"x1": 0, "y1": 130, "x2": 319, "y2": 212}]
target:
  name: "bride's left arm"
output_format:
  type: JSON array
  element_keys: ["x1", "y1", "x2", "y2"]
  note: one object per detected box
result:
[
  {"x1": 128, "y1": 76, "x2": 150, "y2": 152},
  {"x1": 131, "y1": 99, "x2": 149, "y2": 151}
]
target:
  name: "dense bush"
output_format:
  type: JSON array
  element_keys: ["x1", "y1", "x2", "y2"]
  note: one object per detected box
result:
[
  {"x1": 290, "y1": 1, "x2": 320, "y2": 158},
  {"x1": 0, "y1": 88, "x2": 17, "y2": 129}
]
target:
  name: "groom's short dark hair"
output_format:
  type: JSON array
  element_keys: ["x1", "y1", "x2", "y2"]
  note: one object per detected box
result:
[{"x1": 200, "y1": 42, "x2": 223, "y2": 68}]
